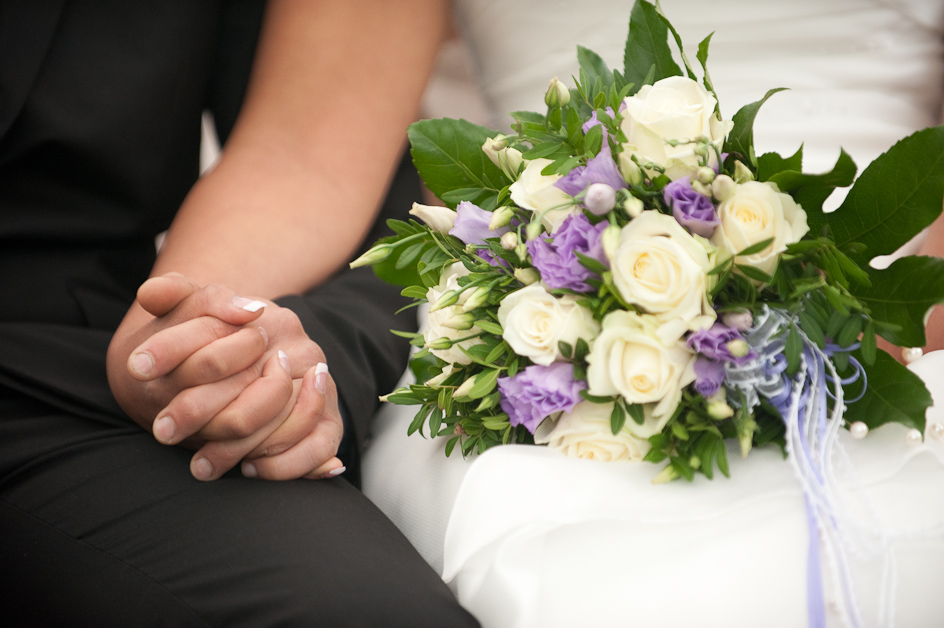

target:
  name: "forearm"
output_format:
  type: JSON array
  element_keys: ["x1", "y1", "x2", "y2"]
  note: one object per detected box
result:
[{"x1": 152, "y1": 0, "x2": 448, "y2": 298}]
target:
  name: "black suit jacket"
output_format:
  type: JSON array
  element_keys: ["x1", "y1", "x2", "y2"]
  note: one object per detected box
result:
[{"x1": 0, "y1": 0, "x2": 417, "y2": 476}]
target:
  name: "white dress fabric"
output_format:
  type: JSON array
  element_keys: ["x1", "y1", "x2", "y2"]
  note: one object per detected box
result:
[{"x1": 362, "y1": 2, "x2": 944, "y2": 626}]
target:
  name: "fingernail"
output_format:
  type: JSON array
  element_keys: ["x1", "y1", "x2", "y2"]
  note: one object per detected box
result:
[
  {"x1": 241, "y1": 461, "x2": 257, "y2": 478},
  {"x1": 130, "y1": 351, "x2": 154, "y2": 377},
  {"x1": 153, "y1": 416, "x2": 176, "y2": 444},
  {"x1": 257, "y1": 326, "x2": 268, "y2": 348},
  {"x1": 192, "y1": 457, "x2": 213, "y2": 481},
  {"x1": 233, "y1": 296, "x2": 266, "y2": 312},
  {"x1": 322, "y1": 466, "x2": 346, "y2": 479},
  {"x1": 278, "y1": 350, "x2": 290, "y2": 371},
  {"x1": 314, "y1": 362, "x2": 329, "y2": 394}
]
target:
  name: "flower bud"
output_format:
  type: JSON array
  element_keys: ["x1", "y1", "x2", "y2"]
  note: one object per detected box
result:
[
  {"x1": 428, "y1": 289, "x2": 460, "y2": 313},
  {"x1": 514, "y1": 267, "x2": 540, "y2": 285},
  {"x1": 707, "y1": 399, "x2": 735, "y2": 420},
  {"x1": 601, "y1": 224, "x2": 622, "y2": 261},
  {"x1": 733, "y1": 160, "x2": 754, "y2": 183},
  {"x1": 526, "y1": 220, "x2": 545, "y2": 241},
  {"x1": 489, "y1": 205, "x2": 515, "y2": 231},
  {"x1": 409, "y1": 202, "x2": 456, "y2": 234},
  {"x1": 618, "y1": 151, "x2": 643, "y2": 186},
  {"x1": 584, "y1": 183, "x2": 617, "y2": 215},
  {"x1": 694, "y1": 140, "x2": 711, "y2": 161},
  {"x1": 652, "y1": 465, "x2": 680, "y2": 484},
  {"x1": 725, "y1": 339, "x2": 751, "y2": 359},
  {"x1": 425, "y1": 365, "x2": 456, "y2": 388},
  {"x1": 621, "y1": 195, "x2": 645, "y2": 219},
  {"x1": 515, "y1": 242, "x2": 529, "y2": 263},
  {"x1": 696, "y1": 166, "x2": 716, "y2": 185},
  {"x1": 482, "y1": 136, "x2": 524, "y2": 179},
  {"x1": 349, "y1": 243, "x2": 393, "y2": 268},
  {"x1": 453, "y1": 375, "x2": 478, "y2": 399},
  {"x1": 442, "y1": 312, "x2": 476, "y2": 330},
  {"x1": 500, "y1": 232, "x2": 518, "y2": 250},
  {"x1": 722, "y1": 309, "x2": 753, "y2": 331},
  {"x1": 544, "y1": 76, "x2": 570, "y2": 108},
  {"x1": 460, "y1": 286, "x2": 490, "y2": 312},
  {"x1": 426, "y1": 336, "x2": 453, "y2": 351},
  {"x1": 711, "y1": 174, "x2": 736, "y2": 202},
  {"x1": 691, "y1": 180, "x2": 712, "y2": 197}
]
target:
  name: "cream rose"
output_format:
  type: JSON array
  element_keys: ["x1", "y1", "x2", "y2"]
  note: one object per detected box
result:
[
  {"x1": 498, "y1": 283, "x2": 600, "y2": 366},
  {"x1": 710, "y1": 181, "x2": 809, "y2": 276},
  {"x1": 609, "y1": 211, "x2": 716, "y2": 332},
  {"x1": 585, "y1": 310, "x2": 695, "y2": 437},
  {"x1": 424, "y1": 263, "x2": 484, "y2": 364},
  {"x1": 535, "y1": 401, "x2": 650, "y2": 462},
  {"x1": 620, "y1": 76, "x2": 733, "y2": 181},
  {"x1": 509, "y1": 158, "x2": 579, "y2": 233}
]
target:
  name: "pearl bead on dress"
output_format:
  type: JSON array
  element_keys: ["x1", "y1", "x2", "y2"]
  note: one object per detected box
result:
[{"x1": 849, "y1": 421, "x2": 869, "y2": 439}]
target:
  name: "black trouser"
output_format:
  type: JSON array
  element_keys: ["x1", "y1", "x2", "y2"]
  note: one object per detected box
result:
[{"x1": 0, "y1": 388, "x2": 479, "y2": 627}]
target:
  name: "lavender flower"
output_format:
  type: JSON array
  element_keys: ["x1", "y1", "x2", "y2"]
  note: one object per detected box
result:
[
  {"x1": 693, "y1": 357, "x2": 725, "y2": 397},
  {"x1": 497, "y1": 363, "x2": 587, "y2": 434},
  {"x1": 527, "y1": 213, "x2": 607, "y2": 292},
  {"x1": 663, "y1": 176, "x2": 719, "y2": 237},
  {"x1": 554, "y1": 141, "x2": 627, "y2": 199},
  {"x1": 687, "y1": 323, "x2": 756, "y2": 365}
]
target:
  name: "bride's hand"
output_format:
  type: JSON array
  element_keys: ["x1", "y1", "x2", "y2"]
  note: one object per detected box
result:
[{"x1": 107, "y1": 273, "x2": 345, "y2": 480}]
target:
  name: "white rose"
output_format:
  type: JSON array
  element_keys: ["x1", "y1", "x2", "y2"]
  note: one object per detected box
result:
[
  {"x1": 620, "y1": 76, "x2": 733, "y2": 181},
  {"x1": 535, "y1": 401, "x2": 650, "y2": 462},
  {"x1": 609, "y1": 211, "x2": 716, "y2": 332},
  {"x1": 586, "y1": 310, "x2": 695, "y2": 437},
  {"x1": 409, "y1": 202, "x2": 456, "y2": 234},
  {"x1": 497, "y1": 283, "x2": 600, "y2": 366},
  {"x1": 424, "y1": 263, "x2": 484, "y2": 364},
  {"x1": 710, "y1": 181, "x2": 810, "y2": 276},
  {"x1": 509, "y1": 158, "x2": 578, "y2": 233}
]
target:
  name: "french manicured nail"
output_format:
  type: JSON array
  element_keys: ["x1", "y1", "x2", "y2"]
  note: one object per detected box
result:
[
  {"x1": 322, "y1": 466, "x2": 346, "y2": 479},
  {"x1": 278, "y1": 350, "x2": 290, "y2": 371},
  {"x1": 191, "y1": 457, "x2": 213, "y2": 481},
  {"x1": 257, "y1": 326, "x2": 268, "y2": 348},
  {"x1": 241, "y1": 461, "x2": 257, "y2": 478},
  {"x1": 314, "y1": 362, "x2": 329, "y2": 394},
  {"x1": 130, "y1": 351, "x2": 154, "y2": 377},
  {"x1": 153, "y1": 416, "x2": 176, "y2": 444},
  {"x1": 233, "y1": 296, "x2": 266, "y2": 312}
]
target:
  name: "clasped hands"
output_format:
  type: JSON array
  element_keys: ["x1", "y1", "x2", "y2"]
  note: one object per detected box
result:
[{"x1": 106, "y1": 273, "x2": 345, "y2": 482}]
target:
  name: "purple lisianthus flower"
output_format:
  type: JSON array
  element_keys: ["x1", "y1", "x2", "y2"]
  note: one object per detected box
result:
[
  {"x1": 554, "y1": 141, "x2": 627, "y2": 199},
  {"x1": 497, "y1": 363, "x2": 587, "y2": 434},
  {"x1": 527, "y1": 213, "x2": 607, "y2": 292},
  {"x1": 663, "y1": 177, "x2": 719, "y2": 237},
  {"x1": 581, "y1": 107, "x2": 616, "y2": 134},
  {"x1": 450, "y1": 200, "x2": 512, "y2": 266},
  {"x1": 450, "y1": 201, "x2": 511, "y2": 245},
  {"x1": 687, "y1": 323, "x2": 756, "y2": 365},
  {"x1": 693, "y1": 357, "x2": 725, "y2": 398}
]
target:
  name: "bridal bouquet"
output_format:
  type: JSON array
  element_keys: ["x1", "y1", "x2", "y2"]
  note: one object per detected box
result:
[{"x1": 352, "y1": 0, "x2": 944, "y2": 483}]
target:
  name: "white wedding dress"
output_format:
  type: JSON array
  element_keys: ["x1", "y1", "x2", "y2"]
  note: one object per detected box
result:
[{"x1": 362, "y1": 2, "x2": 944, "y2": 626}]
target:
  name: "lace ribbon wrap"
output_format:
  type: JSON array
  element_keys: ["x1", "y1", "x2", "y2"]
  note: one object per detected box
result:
[{"x1": 725, "y1": 306, "x2": 897, "y2": 628}]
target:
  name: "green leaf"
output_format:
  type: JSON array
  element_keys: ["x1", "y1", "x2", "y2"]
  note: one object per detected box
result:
[
  {"x1": 736, "y1": 237, "x2": 775, "y2": 257},
  {"x1": 610, "y1": 402, "x2": 627, "y2": 435},
  {"x1": 757, "y1": 146, "x2": 803, "y2": 181},
  {"x1": 824, "y1": 126, "x2": 944, "y2": 264},
  {"x1": 444, "y1": 436, "x2": 459, "y2": 457},
  {"x1": 770, "y1": 149, "x2": 857, "y2": 221},
  {"x1": 575, "y1": 250, "x2": 609, "y2": 275},
  {"x1": 725, "y1": 88, "x2": 788, "y2": 166},
  {"x1": 468, "y1": 369, "x2": 501, "y2": 400},
  {"x1": 785, "y1": 323, "x2": 802, "y2": 376},
  {"x1": 474, "y1": 319, "x2": 503, "y2": 335},
  {"x1": 577, "y1": 45, "x2": 614, "y2": 90},
  {"x1": 695, "y1": 32, "x2": 716, "y2": 96},
  {"x1": 735, "y1": 264, "x2": 773, "y2": 284},
  {"x1": 850, "y1": 256, "x2": 944, "y2": 347},
  {"x1": 843, "y1": 348, "x2": 931, "y2": 433},
  {"x1": 836, "y1": 314, "x2": 863, "y2": 349},
  {"x1": 654, "y1": 3, "x2": 696, "y2": 80},
  {"x1": 626, "y1": 403, "x2": 646, "y2": 425},
  {"x1": 408, "y1": 118, "x2": 507, "y2": 209},
  {"x1": 622, "y1": 0, "x2": 682, "y2": 90},
  {"x1": 558, "y1": 340, "x2": 574, "y2": 359}
]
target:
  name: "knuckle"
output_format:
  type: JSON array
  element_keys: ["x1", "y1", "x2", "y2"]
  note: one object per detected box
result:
[{"x1": 173, "y1": 392, "x2": 205, "y2": 425}]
